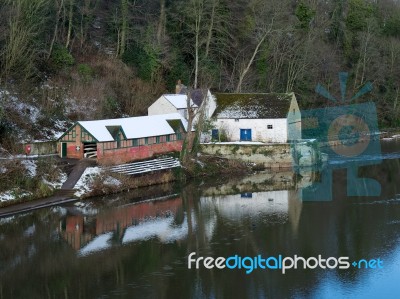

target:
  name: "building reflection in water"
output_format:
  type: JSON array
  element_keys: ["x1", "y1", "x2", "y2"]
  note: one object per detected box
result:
[
  {"x1": 59, "y1": 172, "x2": 303, "y2": 256},
  {"x1": 59, "y1": 195, "x2": 193, "y2": 255}
]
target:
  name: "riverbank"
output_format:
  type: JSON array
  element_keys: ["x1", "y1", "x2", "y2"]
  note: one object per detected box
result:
[{"x1": 0, "y1": 154, "x2": 254, "y2": 214}]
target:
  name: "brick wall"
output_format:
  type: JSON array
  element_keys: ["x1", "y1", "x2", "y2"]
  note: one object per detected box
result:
[
  {"x1": 98, "y1": 140, "x2": 184, "y2": 165},
  {"x1": 58, "y1": 124, "x2": 85, "y2": 159}
]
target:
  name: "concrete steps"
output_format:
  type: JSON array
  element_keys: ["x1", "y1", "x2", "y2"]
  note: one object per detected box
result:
[{"x1": 109, "y1": 157, "x2": 181, "y2": 175}]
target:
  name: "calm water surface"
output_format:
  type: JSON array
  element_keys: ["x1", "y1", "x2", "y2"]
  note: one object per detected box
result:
[{"x1": 1, "y1": 140, "x2": 400, "y2": 299}]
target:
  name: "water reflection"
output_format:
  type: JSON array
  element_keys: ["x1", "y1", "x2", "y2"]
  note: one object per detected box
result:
[
  {"x1": 59, "y1": 196, "x2": 189, "y2": 255},
  {"x1": 1, "y1": 140, "x2": 400, "y2": 298}
]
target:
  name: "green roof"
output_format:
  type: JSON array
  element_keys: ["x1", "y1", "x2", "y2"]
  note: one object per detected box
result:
[
  {"x1": 213, "y1": 93, "x2": 293, "y2": 119},
  {"x1": 166, "y1": 119, "x2": 184, "y2": 132}
]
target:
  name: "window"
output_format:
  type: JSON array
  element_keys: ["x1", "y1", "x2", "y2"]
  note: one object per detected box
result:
[
  {"x1": 241, "y1": 193, "x2": 253, "y2": 198},
  {"x1": 132, "y1": 139, "x2": 139, "y2": 147},
  {"x1": 116, "y1": 135, "x2": 121, "y2": 148},
  {"x1": 177, "y1": 132, "x2": 182, "y2": 140},
  {"x1": 156, "y1": 136, "x2": 160, "y2": 144},
  {"x1": 166, "y1": 135, "x2": 170, "y2": 142},
  {"x1": 267, "y1": 125, "x2": 273, "y2": 129},
  {"x1": 145, "y1": 137, "x2": 148, "y2": 145}
]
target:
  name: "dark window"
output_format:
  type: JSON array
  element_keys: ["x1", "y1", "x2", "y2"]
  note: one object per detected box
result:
[
  {"x1": 132, "y1": 139, "x2": 139, "y2": 147},
  {"x1": 145, "y1": 137, "x2": 148, "y2": 145},
  {"x1": 166, "y1": 135, "x2": 170, "y2": 142},
  {"x1": 156, "y1": 136, "x2": 160, "y2": 144},
  {"x1": 267, "y1": 125, "x2": 273, "y2": 129},
  {"x1": 116, "y1": 135, "x2": 121, "y2": 148},
  {"x1": 241, "y1": 193, "x2": 253, "y2": 198}
]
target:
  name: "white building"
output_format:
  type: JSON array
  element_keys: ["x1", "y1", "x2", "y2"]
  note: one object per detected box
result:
[
  {"x1": 148, "y1": 94, "x2": 197, "y2": 119},
  {"x1": 211, "y1": 92, "x2": 301, "y2": 143},
  {"x1": 148, "y1": 90, "x2": 216, "y2": 121}
]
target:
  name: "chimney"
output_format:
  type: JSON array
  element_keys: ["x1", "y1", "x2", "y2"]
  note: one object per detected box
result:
[{"x1": 175, "y1": 79, "x2": 182, "y2": 94}]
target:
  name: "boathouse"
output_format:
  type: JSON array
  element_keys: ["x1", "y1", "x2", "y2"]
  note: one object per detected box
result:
[{"x1": 57, "y1": 113, "x2": 188, "y2": 164}]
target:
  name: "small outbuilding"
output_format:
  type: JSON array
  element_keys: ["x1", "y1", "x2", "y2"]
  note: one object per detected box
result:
[
  {"x1": 148, "y1": 90, "x2": 216, "y2": 121},
  {"x1": 211, "y1": 92, "x2": 301, "y2": 143},
  {"x1": 57, "y1": 113, "x2": 188, "y2": 164},
  {"x1": 148, "y1": 94, "x2": 198, "y2": 119}
]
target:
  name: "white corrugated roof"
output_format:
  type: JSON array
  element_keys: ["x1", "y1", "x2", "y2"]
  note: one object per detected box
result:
[
  {"x1": 77, "y1": 113, "x2": 188, "y2": 142},
  {"x1": 163, "y1": 94, "x2": 198, "y2": 109}
]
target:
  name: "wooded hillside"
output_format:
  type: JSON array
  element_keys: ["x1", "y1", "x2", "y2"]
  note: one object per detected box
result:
[{"x1": 1, "y1": 0, "x2": 400, "y2": 146}]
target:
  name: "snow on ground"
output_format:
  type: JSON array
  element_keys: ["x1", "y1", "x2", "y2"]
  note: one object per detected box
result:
[
  {"x1": 0, "y1": 189, "x2": 32, "y2": 202},
  {"x1": 42, "y1": 172, "x2": 68, "y2": 189},
  {"x1": 53, "y1": 120, "x2": 69, "y2": 139},
  {"x1": 74, "y1": 167, "x2": 103, "y2": 197},
  {"x1": 0, "y1": 191, "x2": 15, "y2": 202},
  {"x1": 34, "y1": 119, "x2": 70, "y2": 142},
  {"x1": 104, "y1": 176, "x2": 121, "y2": 187},
  {"x1": 0, "y1": 154, "x2": 58, "y2": 160},
  {"x1": 0, "y1": 166, "x2": 6, "y2": 174},
  {"x1": 21, "y1": 160, "x2": 37, "y2": 177},
  {"x1": 2, "y1": 90, "x2": 40, "y2": 123}
]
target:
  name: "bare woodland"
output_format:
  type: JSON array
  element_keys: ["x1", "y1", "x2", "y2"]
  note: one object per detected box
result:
[{"x1": 1, "y1": 0, "x2": 400, "y2": 143}]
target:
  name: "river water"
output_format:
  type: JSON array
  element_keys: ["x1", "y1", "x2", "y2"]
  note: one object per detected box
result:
[{"x1": 1, "y1": 140, "x2": 400, "y2": 299}]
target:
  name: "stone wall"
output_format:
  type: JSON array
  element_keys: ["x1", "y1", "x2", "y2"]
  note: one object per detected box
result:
[
  {"x1": 200, "y1": 143, "x2": 292, "y2": 169},
  {"x1": 25, "y1": 141, "x2": 57, "y2": 155},
  {"x1": 200, "y1": 140, "x2": 321, "y2": 169}
]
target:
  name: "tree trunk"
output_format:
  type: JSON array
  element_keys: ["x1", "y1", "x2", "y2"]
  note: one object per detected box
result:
[
  {"x1": 65, "y1": 0, "x2": 74, "y2": 49},
  {"x1": 157, "y1": 0, "x2": 166, "y2": 45},
  {"x1": 205, "y1": 0, "x2": 218, "y2": 58},
  {"x1": 235, "y1": 31, "x2": 268, "y2": 93},
  {"x1": 48, "y1": 0, "x2": 64, "y2": 59},
  {"x1": 119, "y1": 0, "x2": 128, "y2": 57},
  {"x1": 193, "y1": 0, "x2": 204, "y2": 89}
]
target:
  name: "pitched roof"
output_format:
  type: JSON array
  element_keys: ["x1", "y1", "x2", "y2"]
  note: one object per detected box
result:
[
  {"x1": 74, "y1": 113, "x2": 188, "y2": 142},
  {"x1": 163, "y1": 94, "x2": 198, "y2": 109},
  {"x1": 213, "y1": 93, "x2": 293, "y2": 119}
]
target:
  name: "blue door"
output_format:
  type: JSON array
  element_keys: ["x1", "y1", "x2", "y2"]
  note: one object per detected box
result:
[
  {"x1": 240, "y1": 129, "x2": 252, "y2": 141},
  {"x1": 211, "y1": 129, "x2": 219, "y2": 140}
]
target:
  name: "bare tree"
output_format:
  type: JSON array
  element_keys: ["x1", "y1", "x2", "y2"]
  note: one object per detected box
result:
[
  {"x1": 2, "y1": 0, "x2": 49, "y2": 79},
  {"x1": 180, "y1": 87, "x2": 210, "y2": 166}
]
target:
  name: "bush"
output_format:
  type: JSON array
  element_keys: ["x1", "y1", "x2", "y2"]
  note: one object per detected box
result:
[
  {"x1": 51, "y1": 45, "x2": 75, "y2": 69},
  {"x1": 77, "y1": 63, "x2": 94, "y2": 81},
  {"x1": 219, "y1": 129, "x2": 229, "y2": 142},
  {"x1": 122, "y1": 44, "x2": 160, "y2": 82},
  {"x1": 102, "y1": 96, "x2": 121, "y2": 118}
]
